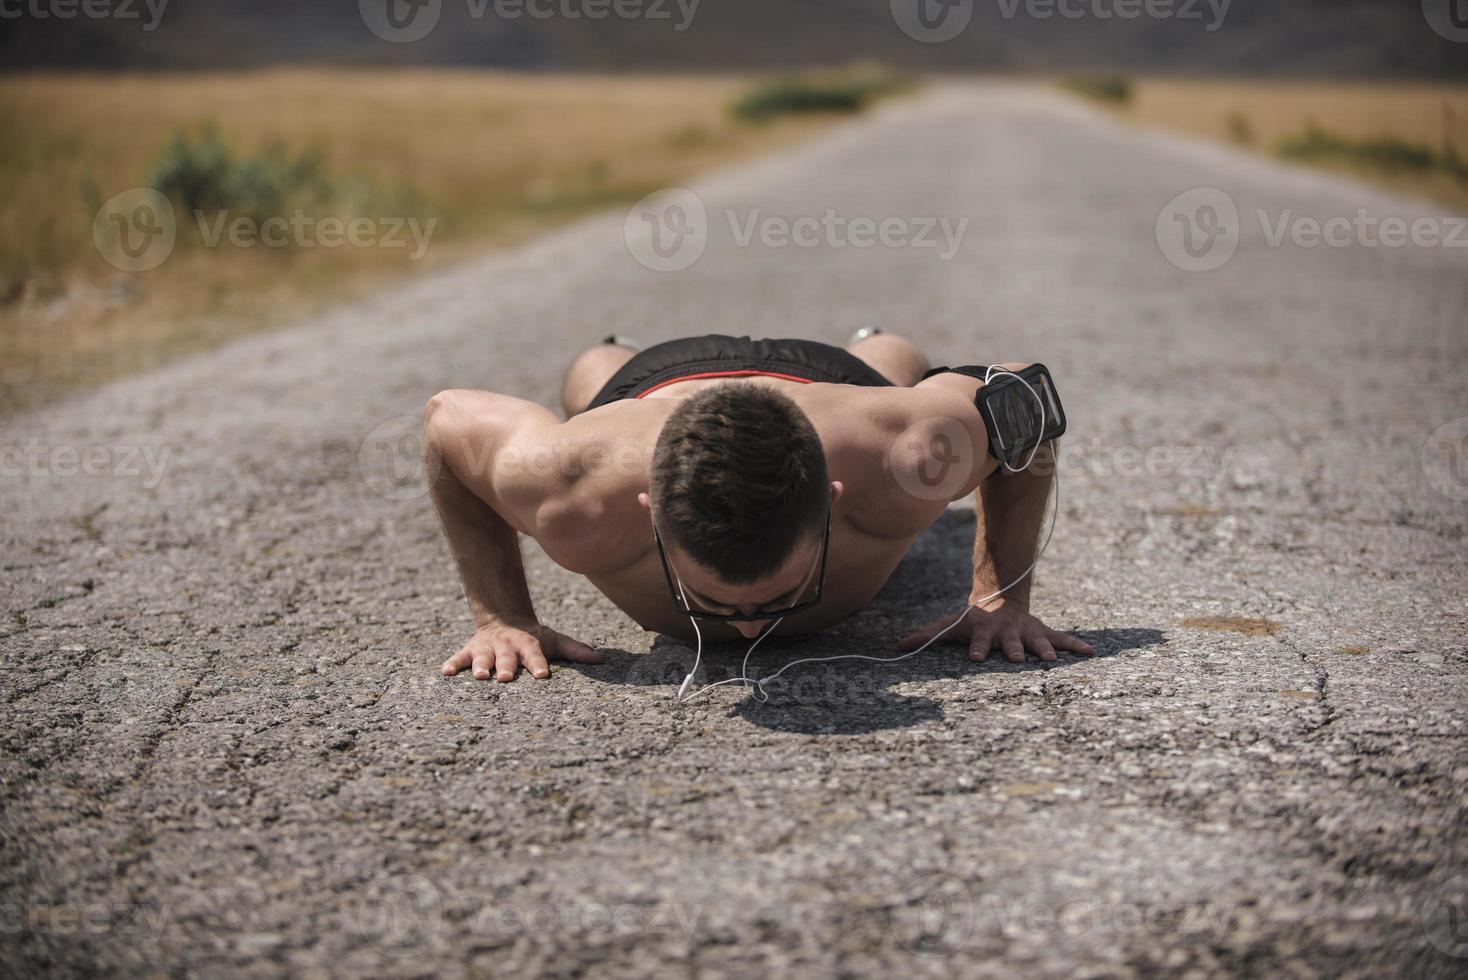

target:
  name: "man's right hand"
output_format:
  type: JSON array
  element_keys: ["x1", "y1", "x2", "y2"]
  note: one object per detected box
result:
[{"x1": 441, "y1": 622, "x2": 605, "y2": 682}]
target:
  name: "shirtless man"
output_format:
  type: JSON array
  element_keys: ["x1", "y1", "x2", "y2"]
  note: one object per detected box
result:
[{"x1": 423, "y1": 333, "x2": 1093, "y2": 684}]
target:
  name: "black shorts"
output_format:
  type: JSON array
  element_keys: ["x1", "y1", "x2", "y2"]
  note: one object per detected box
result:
[{"x1": 585, "y1": 335, "x2": 894, "y2": 410}]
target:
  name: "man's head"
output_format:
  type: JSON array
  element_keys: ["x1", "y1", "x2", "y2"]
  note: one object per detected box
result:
[{"x1": 642, "y1": 382, "x2": 837, "y2": 631}]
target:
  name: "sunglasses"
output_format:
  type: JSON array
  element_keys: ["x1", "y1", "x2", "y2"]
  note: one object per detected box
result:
[{"x1": 652, "y1": 509, "x2": 831, "y2": 622}]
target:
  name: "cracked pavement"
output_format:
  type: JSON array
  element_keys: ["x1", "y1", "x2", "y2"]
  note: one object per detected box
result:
[{"x1": 2, "y1": 84, "x2": 1466, "y2": 977}]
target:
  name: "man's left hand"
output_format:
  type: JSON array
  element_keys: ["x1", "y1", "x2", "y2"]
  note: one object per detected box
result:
[{"x1": 897, "y1": 598, "x2": 1094, "y2": 663}]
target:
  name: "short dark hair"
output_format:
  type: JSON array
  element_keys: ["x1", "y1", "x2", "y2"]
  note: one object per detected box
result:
[{"x1": 651, "y1": 383, "x2": 828, "y2": 584}]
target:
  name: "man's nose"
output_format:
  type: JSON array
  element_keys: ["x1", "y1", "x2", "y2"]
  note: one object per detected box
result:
[{"x1": 733, "y1": 620, "x2": 768, "y2": 639}]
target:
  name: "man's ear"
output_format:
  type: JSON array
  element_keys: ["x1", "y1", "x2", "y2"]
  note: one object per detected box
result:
[
  {"x1": 829, "y1": 481, "x2": 845, "y2": 503},
  {"x1": 637, "y1": 492, "x2": 652, "y2": 512}
]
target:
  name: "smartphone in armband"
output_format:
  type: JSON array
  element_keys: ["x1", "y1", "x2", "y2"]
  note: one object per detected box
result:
[{"x1": 975, "y1": 363, "x2": 1067, "y2": 471}]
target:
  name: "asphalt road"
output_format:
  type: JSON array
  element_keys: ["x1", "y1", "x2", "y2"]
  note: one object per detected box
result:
[{"x1": 3, "y1": 84, "x2": 1466, "y2": 978}]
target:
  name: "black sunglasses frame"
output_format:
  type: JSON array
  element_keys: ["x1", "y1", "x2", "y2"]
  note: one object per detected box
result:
[{"x1": 652, "y1": 510, "x2": 831, "y2": 622}]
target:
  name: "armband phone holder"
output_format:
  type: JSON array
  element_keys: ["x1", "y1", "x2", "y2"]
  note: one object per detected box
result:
[{"x1": 975, "y1": 363, "x2": 1067, "y2": 471}]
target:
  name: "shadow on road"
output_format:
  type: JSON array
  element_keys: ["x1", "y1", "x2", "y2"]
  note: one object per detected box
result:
[
  {"x1": 581, "y1": 626, "x2": 1163, "y2": 734},
  {"x1": 571, "y1": 513, "x2": 1166, "y2": 733}
]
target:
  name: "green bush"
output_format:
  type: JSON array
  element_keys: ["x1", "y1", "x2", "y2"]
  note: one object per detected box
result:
[
  {"x1": 1063, "y1": 76, "x2": 1132, "y2": 104},
  {"x1": 146, "y1": 125, "x2": 330, "y2": 222},
  {"x1": 732, "y1": 70, "x2": 912, "y2": 123},
  {"x1": 1278, "y1": 125, "x2": 1439, "y2": 173}
]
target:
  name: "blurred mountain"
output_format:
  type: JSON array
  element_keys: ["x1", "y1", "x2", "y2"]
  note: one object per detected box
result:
[{"x1": 2, "y1": 0, "x2": 1463, "y2": 77}]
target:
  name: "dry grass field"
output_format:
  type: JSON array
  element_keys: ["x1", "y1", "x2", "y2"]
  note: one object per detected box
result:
[
  {"x1": 0, "y1": 69, "x2": 869, "y2": 412},
  {"x1": 1088, "y1": 78, "x2": 1468, "y2": 210},
  {"x1": 8, "y1": 72, "x2": 1461, "y2": 414}
]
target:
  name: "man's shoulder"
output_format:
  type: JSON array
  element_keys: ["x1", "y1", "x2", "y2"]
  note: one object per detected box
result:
[
  {"x1": 796, "y1": 383, "x2": 987, "y2": 538},
  {"x1": 795, "y1": 382, "x2": 979, "y2": 457},
  {"x1": 503, "y1": 402, "x2": 664, "y2": 573}
]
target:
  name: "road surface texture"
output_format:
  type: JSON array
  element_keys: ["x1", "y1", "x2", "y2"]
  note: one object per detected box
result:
[{"x1": 3, "y1": 84, "x2": 1466, "y2": 978}]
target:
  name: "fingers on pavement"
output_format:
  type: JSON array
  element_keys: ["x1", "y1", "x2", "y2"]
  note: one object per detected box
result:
[{"x1": 551, "y1": 634, "x2": 605, "y2": 664}]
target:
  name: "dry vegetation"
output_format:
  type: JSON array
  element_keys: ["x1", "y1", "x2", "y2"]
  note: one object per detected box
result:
[
  {"x1": 0, "y1": 69, "x2": 872, "y2": 412},
  {"x1": 1078, "y1": 78, "x2": 1468, "y2": 210}
]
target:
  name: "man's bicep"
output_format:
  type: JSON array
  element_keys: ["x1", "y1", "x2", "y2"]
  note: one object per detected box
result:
[
  {"x1": 914, "y1": 362, "x2": 1031, "y2": 401},
  {"x1": 875, "y1": 387, "x2": 996, "y2": 507},
  {"x1": 913, "y1": 386, "x2": 996, "y2": 497}
]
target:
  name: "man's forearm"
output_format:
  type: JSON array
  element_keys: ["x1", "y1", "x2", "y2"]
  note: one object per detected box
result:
[
  {"x1": 424, "y1": 419, "x2": 536, "y2": 630},
  {"x1": 970, "y1": 440, "x2": 1055, "y2": 609}
]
